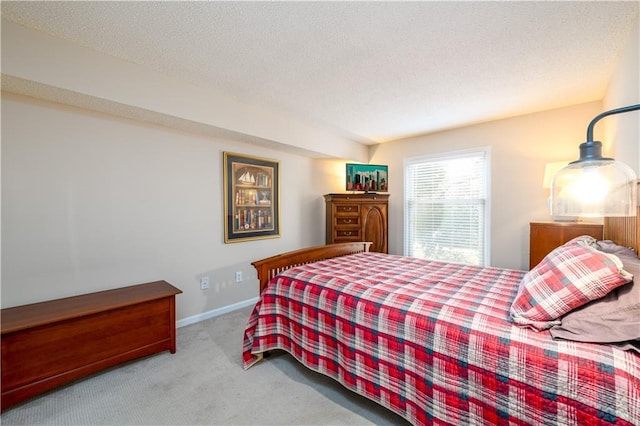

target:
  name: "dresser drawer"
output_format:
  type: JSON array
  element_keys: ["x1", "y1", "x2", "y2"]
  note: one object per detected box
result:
[
  {"x1": 335, "y1": 204, "x2": 360, "y2": 215},
  {"x1": 336, "y1": 217, "x2": 360, "y2": 226},
  {"x1": 336, "y1": 229, "x2": 360, "y2": 239}
]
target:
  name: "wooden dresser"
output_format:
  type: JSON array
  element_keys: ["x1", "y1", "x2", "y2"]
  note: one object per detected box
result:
[
  {"x1": 1, "y1": 280, "x2": 182, "y2": 410},
  {"x1": 324, "y1": 193, "x2": 389, "y2": 253},
  {"x1": 529, "y1": 221, "x2": 604, "y2": 269}
]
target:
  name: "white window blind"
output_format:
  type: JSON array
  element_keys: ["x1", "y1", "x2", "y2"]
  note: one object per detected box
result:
[{"x1": 404, "y1": 148, "x2": 489, "y2": 266}]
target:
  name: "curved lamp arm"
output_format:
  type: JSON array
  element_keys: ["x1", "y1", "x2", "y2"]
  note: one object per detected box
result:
[
  {"x1": 551, "y1": 103, "x2": 639, "y2": 218},
  {"x1": 586, "y1": 103, "x2": 640, "y2": 142},
  {"x1": 575, "y1": 103, "x2": 640, "y2": 163}
]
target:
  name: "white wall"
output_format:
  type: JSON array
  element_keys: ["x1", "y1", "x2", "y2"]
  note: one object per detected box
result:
[
  {"x1": 1, "y1": 93, "x2": 326, "y2": 321},
  {"x1": 369, "y1": 102, "x2": 603, "y2": 270},
  {"x1": 1, "y1": 20, "x2": 368, "y2": 162},
  {"x1": 604, "y1": 20, "x2": 639, "y2": 173}
]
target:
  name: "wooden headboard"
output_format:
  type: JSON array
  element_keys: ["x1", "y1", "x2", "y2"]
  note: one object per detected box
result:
[
  {"x1": 604, "y1": 206, "x2": 640, "y2": 255},
  {"x1": 603, "y1": 181, "x2": 640, "y2": 255}
]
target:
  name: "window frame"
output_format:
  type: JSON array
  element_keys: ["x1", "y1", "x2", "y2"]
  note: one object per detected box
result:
[{"x1": 403, "y1": 147, "x2": 491, "y2": 266}]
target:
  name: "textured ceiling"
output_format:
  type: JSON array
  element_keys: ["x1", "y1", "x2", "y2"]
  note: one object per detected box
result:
[{"x1": 1, "y1": 1, "x2": 638, "y2": 144}]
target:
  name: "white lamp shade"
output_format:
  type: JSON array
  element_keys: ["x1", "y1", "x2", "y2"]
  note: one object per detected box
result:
[{"x1": 550, "y1": 160, "x2": 638, "y2": 217}]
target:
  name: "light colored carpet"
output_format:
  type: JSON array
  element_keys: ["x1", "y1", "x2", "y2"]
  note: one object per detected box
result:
[{"x1": 1, "y1": 306, "x2": 409, "y2": 425}]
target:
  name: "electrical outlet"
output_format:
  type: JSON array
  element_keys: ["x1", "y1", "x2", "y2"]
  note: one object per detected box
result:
[
  {"x1": 200, "y1": 277, "x2": 210, "y2": 290},
  {"x1": 235, "y1": 271, "x2": 243, "y2": 283}
]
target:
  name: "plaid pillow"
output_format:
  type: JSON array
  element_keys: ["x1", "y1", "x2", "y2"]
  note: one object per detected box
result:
[{"x1": 511, "y1": 241, "x2": 632, "y2": 331}]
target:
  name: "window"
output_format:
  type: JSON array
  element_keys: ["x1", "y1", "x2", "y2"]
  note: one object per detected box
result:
[{"x1": 404, "y1": 148, "x2": 490, "y2": 266}]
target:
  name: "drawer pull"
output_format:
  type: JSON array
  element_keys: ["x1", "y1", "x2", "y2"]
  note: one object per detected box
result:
[
  {"x1": 344, "y1": 207, "x2": 352, "y2": 211},
  {"x1": 344, "y1": 219, "x2": 352, "y2": 223},
  {"x1": 344, "y1": 231, "x2": 351, "y2": 236}
]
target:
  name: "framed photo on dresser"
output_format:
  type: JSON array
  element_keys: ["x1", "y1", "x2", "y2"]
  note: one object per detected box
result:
[{"x1": 223, "y1": 152, "x2": 280, "y2": 243}]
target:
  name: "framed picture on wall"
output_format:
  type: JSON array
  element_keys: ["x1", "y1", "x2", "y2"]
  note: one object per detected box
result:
[{"x1": 223, "y1": 152, "x2": 280, "y2": 243}]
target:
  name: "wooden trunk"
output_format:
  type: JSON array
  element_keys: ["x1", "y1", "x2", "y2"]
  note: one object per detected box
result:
[{"x1": 1, "y1": 280, "x2": 182, "y2": 410}]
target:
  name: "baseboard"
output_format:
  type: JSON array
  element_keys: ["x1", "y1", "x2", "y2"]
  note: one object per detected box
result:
[{"x1": 176, "y1": 297, "x2": 259, "y2": 328}]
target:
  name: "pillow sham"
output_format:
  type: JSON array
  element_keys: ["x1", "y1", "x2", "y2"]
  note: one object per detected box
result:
[
  {"x1": 596, "y1": 239, "x2": 637, "y2": 256},
  {"x1": 550, "y1": 242, "x2": 640, "y2": 349},
  {"x1": 569, "y1": 235, "x2": 600, "y2": 249},
  {"x1": 510, "y1": 238, "x2": 632, "y2": 331}
]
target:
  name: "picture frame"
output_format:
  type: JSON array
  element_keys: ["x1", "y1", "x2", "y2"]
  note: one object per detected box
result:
[
  {"x1": 223, "y1": 152, "x2": 280, "y2": 243},
  {"x1": 346, "y1": 163, "x2": 388, "y2": 193}
]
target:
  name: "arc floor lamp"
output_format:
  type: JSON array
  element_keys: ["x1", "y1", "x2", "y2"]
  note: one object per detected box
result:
[{"x1": 551, "y1": 103, "x2": 639, "y2": 218}]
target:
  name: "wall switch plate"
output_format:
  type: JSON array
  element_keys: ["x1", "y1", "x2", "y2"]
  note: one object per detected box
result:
[
  {"x1": 200, "y1": 277, "x2": 210, "y2": 290},
  {"x1": 235, "y1": 271, "x2": 243, "y2": 283}
]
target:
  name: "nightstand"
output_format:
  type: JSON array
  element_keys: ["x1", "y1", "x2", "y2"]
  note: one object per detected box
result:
[{"x1": 529, "y1": 221, "x2": 603, "y2": 269}]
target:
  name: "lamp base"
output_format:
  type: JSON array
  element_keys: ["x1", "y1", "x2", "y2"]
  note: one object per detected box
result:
[
  {"x1": 547, "y1": 197, "x2": 578, "y2": 222},
  {"x1": 552, "y1": 215, "x2": 579, "y2": 223}
]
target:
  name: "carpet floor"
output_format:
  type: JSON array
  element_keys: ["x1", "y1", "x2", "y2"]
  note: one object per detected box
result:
[{"x1": 1, "y1": 306, "x2": 409, "y2": 425}]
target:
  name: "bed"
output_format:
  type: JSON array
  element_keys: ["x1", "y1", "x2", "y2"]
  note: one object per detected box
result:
[{"x1": 243, "y1": 214, "x2": 640, "y2": 425}]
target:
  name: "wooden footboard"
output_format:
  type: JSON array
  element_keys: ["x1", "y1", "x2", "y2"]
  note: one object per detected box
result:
[{"x1": 252, "y1": 242, "x2": 372, "y2": 293}]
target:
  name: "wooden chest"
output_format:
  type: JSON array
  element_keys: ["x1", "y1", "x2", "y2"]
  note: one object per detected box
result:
[{"x1": 1, "y1": 280, "x2": 182, "y2": 410}]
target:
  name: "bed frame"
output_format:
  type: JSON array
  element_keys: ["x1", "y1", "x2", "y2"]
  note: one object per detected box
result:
[
  {"x1": 252, "y1": 242, "x2": 372, "y2": 293},
  {"x1": 253, "y1": 208, "x2": 640, "y2": 293},
  {"x1": 605, "y1": 206, "x2": 640, "y2": 255}
]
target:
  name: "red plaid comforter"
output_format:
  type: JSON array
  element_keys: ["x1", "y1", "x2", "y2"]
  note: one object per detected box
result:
[{"x1": 243, "y1": 252, "x2": 640, "y2": 425}]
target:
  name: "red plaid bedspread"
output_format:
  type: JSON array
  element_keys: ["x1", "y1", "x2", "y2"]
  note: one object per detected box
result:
[{"x1": 243, "y1": 252, "x2": 640, "y2": 425}]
